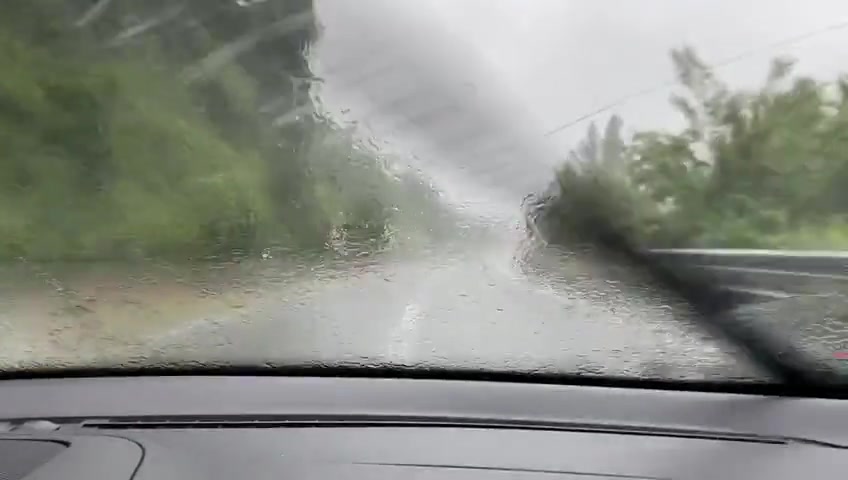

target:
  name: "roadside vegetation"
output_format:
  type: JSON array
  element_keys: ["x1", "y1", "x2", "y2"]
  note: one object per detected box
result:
[
  {"x1": 539, "y1": 47, "x2": 848, "y2": 250},
  {"x1": 10, "y1": 1, "x2": 844, "y2": 261},
  {"x1": 0, "y1": 0, "x2": 410, "y2": 261}
]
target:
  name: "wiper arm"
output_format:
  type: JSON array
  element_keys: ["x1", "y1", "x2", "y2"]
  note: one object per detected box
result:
[{"x1": 573, "y1": 217, "x2": 842, "y2": 387}]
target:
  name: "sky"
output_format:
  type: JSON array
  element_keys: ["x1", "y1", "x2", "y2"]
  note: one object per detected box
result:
[
  {"x1": 425, "y1": 0, "x2": 848, "y2": 145},
  {"x1": 310, "y1": 0, "x2": 848, "y2": 207}
]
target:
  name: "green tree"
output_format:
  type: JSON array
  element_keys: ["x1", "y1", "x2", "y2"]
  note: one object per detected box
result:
[
  {"x1": 539, "y1": 47, "x2": 848, "y2": 250},
  {"x1": 538, "y1": 116, "x2": 662, "y2": 247},
  {"x1": 0, "y1": 0, "x2": 400, "y2": 261}
]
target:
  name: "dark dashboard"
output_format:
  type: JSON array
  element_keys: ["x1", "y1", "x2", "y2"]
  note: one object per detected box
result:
[{"x1": 0, "y1": 376, "x2": 846, "y2": 479}]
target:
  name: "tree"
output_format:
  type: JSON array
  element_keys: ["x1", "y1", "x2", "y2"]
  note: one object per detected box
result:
[
  {"x1": 564, "y1": 115, "x2": 625, "y2": 168},
  {"x1": 0, "y1": 0, "x2": 400, "y2": 260},
  {"x1": 538, "y1": 116, "x2": 662, "y2": 247},
  {"x1": 538, "y1": 47, "x2": 848, "y2": 250}
]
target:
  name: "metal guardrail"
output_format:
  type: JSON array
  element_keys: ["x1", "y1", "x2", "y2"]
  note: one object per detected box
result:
[{"x1": 647, "y1": 249, "x2": 848, "y2": 304}]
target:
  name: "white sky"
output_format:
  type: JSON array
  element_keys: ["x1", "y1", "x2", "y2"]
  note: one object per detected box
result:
[
  {"x1": 424, "y1": 0, "x2": 848, "y2": 146},
  {"x1": 317, "y1": 0, "x2": 848, "y2": 147},
  {"x1": 311, "y1": 0, "x2": 848, "y2": 207}
]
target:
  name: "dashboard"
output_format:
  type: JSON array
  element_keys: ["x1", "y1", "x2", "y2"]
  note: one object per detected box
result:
[{"x1": 0, "y1": 375, "x2": 845, "y2": 479}]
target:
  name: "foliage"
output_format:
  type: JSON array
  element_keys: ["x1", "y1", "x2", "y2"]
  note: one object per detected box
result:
[
  {"x1": 541, "y1": 47, "x2": 848, "y2": 250},
  {"x1": 0, "y1": 0, "x2": 399, "y2": 261}
]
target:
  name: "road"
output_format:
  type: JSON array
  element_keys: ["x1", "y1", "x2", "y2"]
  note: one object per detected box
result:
[
  {"x1": 138, "y1": 222, "x2": 757, "y2": 380},
  {"x1": 0, "y1": 193, "x2": 765, "y2": 380}
]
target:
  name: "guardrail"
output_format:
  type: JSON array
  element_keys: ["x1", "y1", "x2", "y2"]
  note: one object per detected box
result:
[{"x1": 646, "y1": 249, "x2": 848, "y2": 304}]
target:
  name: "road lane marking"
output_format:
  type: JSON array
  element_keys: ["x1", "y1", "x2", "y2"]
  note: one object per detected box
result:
[{"x1": 387, "y1": 302, "x2": 424, "y2": 362}]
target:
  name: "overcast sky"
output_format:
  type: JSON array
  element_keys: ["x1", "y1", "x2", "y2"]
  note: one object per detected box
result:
[
  {"x1": 316, "y1": 0, "x2": 848, "y2": 142},
  {"x1": 311, "y1": 0, "x2": 848, "y2": 208},
  {"x1": 430, "y1": 1, "x2": 848, "y2": 144}
]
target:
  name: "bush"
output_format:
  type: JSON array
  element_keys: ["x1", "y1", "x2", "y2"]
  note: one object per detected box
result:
[
  {"x1": 538, "y1": 48, "x2": 848, "y2": 251},
  {"x1": 0, "y1": 1, "x2": 406, "y2": 261}
]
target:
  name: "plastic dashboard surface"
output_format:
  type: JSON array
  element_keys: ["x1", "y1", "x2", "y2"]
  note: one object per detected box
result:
[{"x1": 0, "y1": 376, "x2": 845, "y2": 480}]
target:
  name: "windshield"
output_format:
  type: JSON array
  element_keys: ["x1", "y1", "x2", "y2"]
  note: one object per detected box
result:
[{"x1": 2, "y1": 0, "x2": 848, "y2": 386}]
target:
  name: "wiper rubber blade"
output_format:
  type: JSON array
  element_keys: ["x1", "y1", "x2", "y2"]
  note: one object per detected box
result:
[{"x1": 575, "y1": 220, "x2": 842, "y2": 387}]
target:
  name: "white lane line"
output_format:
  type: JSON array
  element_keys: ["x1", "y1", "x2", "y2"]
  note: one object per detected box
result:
[{"x1": 387, "y1": 302, "x2": 424, "y2": 363}]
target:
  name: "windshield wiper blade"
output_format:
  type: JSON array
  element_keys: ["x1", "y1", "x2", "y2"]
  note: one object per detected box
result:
[{"x1": 571, "y1": 217, "x2": 842, "y2": 387}]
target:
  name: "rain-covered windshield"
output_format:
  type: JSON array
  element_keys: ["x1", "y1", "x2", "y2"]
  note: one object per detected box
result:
[{"x1": 2, "y1": 0, "x2": 848, "y2": 383}]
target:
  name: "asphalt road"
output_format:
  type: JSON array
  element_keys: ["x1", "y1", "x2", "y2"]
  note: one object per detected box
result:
[{"x1": 145, "y1": 223, "x2": 759, "y2": 380}]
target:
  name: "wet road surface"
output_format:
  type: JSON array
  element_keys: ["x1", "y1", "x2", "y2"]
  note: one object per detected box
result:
[{"x1": 139, "y1": 223, "x2": 756, "y2": 380}]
